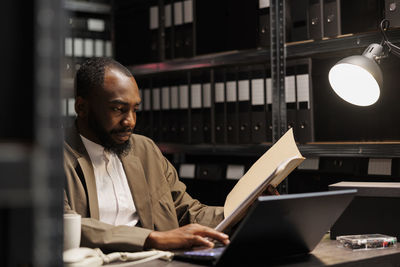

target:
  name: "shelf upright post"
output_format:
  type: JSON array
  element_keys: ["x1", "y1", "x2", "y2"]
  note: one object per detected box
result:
[
  {"x1": 270, "y1": 0, "x2": 287, "y2": 143},
  {"x1": 270, "y1": 0, "x2": 288, "y2": 193},
  {"x1": 210, "y1": 68, "x2": 216, "y2": 145},
  {"x1": 158, "y1": 0, "x2": 166, "y2": 61},
  {"x1": 187, "y1": 71, "x2": 192, "y2": 144},
  {"x1": 32, "y1": 0, "x2": 64, "y2": 265}
]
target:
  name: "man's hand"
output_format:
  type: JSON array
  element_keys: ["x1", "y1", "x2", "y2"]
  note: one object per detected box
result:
[
  {"x1": 144, "y1": 223, "x2": 230, "y2": 250},
  {"x1": 264, "y1": 184, "x2": 280, "y2": 196}
]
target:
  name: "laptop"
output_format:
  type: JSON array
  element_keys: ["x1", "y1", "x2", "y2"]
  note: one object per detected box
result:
[{"x1": 174, "y1": 189, "x2": 356, "y2": 266}]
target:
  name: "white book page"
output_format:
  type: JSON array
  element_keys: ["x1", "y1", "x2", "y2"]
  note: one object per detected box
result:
[{"x1": 216, "y1": 128, "x2": 304, "y2": 232}]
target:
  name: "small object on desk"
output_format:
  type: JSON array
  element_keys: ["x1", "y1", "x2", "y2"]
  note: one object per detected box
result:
[{"x1": 337, "y1": 234, "x2": 397, "y2": 250}]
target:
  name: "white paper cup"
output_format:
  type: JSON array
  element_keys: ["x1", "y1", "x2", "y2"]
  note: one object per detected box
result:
[{"x1": 63, "y1": 213, "x2": 81, "y2": 251}]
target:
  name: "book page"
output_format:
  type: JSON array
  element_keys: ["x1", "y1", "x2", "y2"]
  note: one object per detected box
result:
[{"x1": 220, "y1": 128, "x2": 304, "y2": 229}]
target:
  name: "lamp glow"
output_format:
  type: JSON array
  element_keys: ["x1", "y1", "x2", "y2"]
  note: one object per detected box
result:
[
  {"x1": 329, "y1": 62, "x2": 380, "y2": 106},
  {"x1": 328, "y1": 43, "x2": 384, "y2": 106}
]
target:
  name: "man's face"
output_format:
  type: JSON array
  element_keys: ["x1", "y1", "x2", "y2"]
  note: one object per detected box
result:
[{"x1": 81, "y1": 67, "x2": 141, "y2": 155}]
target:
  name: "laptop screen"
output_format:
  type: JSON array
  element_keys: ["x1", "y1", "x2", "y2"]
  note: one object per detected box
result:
[{"x1": 174, "y1": 190, "x2": 356, "y2": 266}]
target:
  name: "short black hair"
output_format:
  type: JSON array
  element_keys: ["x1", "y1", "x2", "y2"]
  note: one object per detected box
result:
[{"x1": 74, "y1": 57, "x2": 133, "y2": 98}]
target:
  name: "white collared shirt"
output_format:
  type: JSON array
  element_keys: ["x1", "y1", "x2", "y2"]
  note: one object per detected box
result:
[{"x1": 80, "y1": 135, "x2": 139, "y2": 227}]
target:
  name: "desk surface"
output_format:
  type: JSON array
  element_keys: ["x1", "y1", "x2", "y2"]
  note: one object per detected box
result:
[{"x1": 108, "y1": 235, "x2": 400, "y2": 267}]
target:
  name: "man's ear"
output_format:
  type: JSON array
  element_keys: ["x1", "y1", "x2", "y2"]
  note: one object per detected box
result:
[{"x1": 75, "y1": 96, "x2": 88, "y2": 118}]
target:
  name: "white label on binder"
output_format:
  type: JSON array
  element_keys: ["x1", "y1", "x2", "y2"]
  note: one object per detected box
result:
[
  {"x1": 165, "y1": 4, "x2": 172, "y2": 27},
  {"x1": 203, "y1": 83, "x2": 211, "y2": 108},
  {"x1": 226, "y1": 165, "x2": 245, "y2": 180},
  {"x1": 259, "y1": 0, "x2": 270, "y2": 9},
  {"x1": 191, "y1": 84, "x2": 202, "y2": 108},
  {"x1": 266, "y1": 78, "x2": 272, "y2": 104},
  {"x1": 179, "y1": 163, "x2": 195, "y2": 179},
  {"x1": 183, "y1": 0, "x2": 193, "y2": 23},
  {"x1": 152, "y1": 88, "x2": 160, "y2": 110},
  {"x1": 105, "y1": 41, "x2": 112, "y2": 57},
  {"x1": 174, "y1": 2, "x2": 183, "y2": 25},
  {"x1": 368, "y1": 158, "x2": 392, "y2": 176},
  {"x1": 95, "y1": 39, "x2": 104, "y2": 57},
  {"x1": 65, "y1": 37, "x2": 73, "y2": 56},
  {"x1": 68, "y1": 98, "x2": 76, "y2": 116},
  {"x1": 298, "y1": 158, "x2": 319, "y2": 170},
  {"x1": 150, "y1": 6, "x2": 159, "y2": 29},
  {"x1": 215, "y1": 82, "x2": 225, "y2": 103},
  {"x1": 226, "y1": 81, "x2": 237, "y2": 102},
  {"x1": 238, "y1": 80, "x2": 250, "y2": 101},
  {"x1": 296, "y1": 74, "x2": 310, "y2": 107},
  {"x1": 144, "y1": 89, "x2": 151, "y2": 111},
  {"x1": 251, "y1": 79, "x2": 264, "y2": 105},
  {"x1": 88, "y1": 18, "x2": 105, "y2": 32},
  {"x1": 61, "y1": 99, "x2": 67, "y2": 116},
  {"x1": 73, "y1": 38, "x2": 83, "y2": 57},
  {"x1": 161, "y1": 86, "x2": 170, "y2": 109},
  {"x1": 84, "y1": 39, "x2": 94, "y2": 57},
  {"x1": 171, "y1": 86, "x2": 179, "y2": 109},
  {"x1": 179, "y1": 85, "x2": 189, "y2": 109},
  {"x1": 285, "y1": 75, "x2": 296, "y2": 103}
]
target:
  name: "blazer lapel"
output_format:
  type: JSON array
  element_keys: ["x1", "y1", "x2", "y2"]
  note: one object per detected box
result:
[
  {"x1": 120, "y1": 152, "x2": 154, "y2": 229},
  {"x1": 77, "y1": 156, "x2": 100, "y2": 220},
  {"x1": 65, "y1": 124, "x2": 100, "y2": 220}
]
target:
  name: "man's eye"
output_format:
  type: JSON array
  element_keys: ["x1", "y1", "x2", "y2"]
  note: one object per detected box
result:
[{"x1": 112, "y1": 107, "x2": 122, "y2": 112}]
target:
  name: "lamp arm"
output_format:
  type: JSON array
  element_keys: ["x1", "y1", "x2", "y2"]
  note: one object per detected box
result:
[
  {"x1": 379, "y1": 19, "x2": 400, "y2": 59},
  {"x1": 386, "y1": 41, "x2": 400, "y2": 58}
]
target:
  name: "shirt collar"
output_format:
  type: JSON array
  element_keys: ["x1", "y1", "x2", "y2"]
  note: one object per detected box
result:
[{"x1": 80, "y1": 135, "x2": 111, "y2": 165}]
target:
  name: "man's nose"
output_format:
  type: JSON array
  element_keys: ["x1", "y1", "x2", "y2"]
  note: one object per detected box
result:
[{"x1": 122, "y1": 111, "x2": 136, "y2": 128}]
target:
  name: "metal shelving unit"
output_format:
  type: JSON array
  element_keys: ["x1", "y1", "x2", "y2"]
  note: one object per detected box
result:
[
  {"x1": 128, "y1": 24, "x2": 400, "y2": 159},
  {"x1": 129, "y1": 30, "x2": 400, "y2": 76},
  {"x1": 157, "y1": 142, "x2": 400, "y2": 158},
  {"x1": 63, "y1": 0, "x2": 111, "y2": 14}
]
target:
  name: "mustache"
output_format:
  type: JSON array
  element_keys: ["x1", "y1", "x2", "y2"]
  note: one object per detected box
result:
[{"x1": 110, "y1": 128, "x2": 134, "y2": 134}]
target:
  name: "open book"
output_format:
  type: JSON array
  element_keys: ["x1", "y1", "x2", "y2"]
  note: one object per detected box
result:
[{"x1": 215, "y1": 128, "x2": 305, "y2": 232}]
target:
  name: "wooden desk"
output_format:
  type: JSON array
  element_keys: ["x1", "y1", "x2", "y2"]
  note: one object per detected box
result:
[{"x1": 107, "y1": 235, "x2": 400, "y2": 266}]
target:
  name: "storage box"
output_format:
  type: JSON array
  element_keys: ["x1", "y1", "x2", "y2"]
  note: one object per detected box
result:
[{"x1": 329, "y1": 182, "x2": 400, "y2": 240}]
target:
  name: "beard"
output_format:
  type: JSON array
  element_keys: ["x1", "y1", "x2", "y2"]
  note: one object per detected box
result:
[{"x1": 87, "y1": 110, "x2": 133, "y2": 156}]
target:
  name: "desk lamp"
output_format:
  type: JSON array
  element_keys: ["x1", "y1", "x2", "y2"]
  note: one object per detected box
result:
[{"x1": 328, "y1": 20, "x2": 400, "y2": 106}]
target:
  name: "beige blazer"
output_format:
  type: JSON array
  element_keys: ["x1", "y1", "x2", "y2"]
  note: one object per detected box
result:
[{"x1": 63, "y1": 125, "x2": 224, "y2": 252}]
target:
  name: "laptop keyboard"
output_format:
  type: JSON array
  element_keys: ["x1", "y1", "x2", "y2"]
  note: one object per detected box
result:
[{"x1": 174, "y1": 246, "x2": 225, "y2": 262}]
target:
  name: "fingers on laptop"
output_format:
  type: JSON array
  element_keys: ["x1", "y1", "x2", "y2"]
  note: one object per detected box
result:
[
  {"x1": 265, "y1": 184, "x2": 280, "y2": 195},
  {"x1": 188, "y1": 224, "x2": 230, "y2": 246}
]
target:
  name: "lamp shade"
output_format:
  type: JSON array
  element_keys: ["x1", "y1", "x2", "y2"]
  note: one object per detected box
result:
[{"x1": 328, "y1": 44, "x2": 383, "y2": 106}]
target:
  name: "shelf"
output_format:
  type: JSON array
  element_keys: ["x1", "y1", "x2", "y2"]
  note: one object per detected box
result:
[
  {"x1": 63, "y1": 0, "x2": 111, "y2": 14},
  {"x1": 157, "y1": 142, "x2": 400, "y2": 158},
  {"x1": 129, "y1": 29, "x2": 400, "y2": 76}
]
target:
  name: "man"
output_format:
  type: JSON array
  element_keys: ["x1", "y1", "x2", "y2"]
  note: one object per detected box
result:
[{"x1": 63, "y1": 57, "x2": 229, "y2": 252}]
